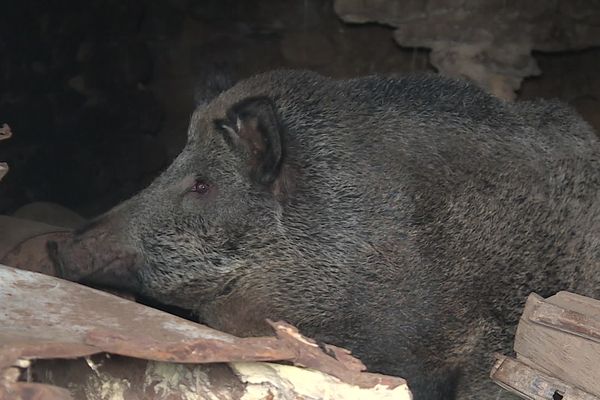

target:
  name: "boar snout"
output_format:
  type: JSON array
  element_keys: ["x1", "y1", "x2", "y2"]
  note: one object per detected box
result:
[{"x1": 49, "y1": 213, "x2": 143, "y2": 292}]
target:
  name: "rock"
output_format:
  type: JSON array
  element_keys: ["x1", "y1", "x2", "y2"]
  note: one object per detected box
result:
[{"x1": 334, "y1": 0, "x2": 600, "y2": 99}]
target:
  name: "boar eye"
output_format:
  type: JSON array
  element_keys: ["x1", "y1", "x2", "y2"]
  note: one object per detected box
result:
[{"x1": 191, "y1": 179, "x2": 210, "y2": 195}]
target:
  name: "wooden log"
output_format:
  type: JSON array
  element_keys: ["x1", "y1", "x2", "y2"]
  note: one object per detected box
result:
[
  {"x1": 491, "y1": 354, "x2": 599, "y2": 400},
  {"x1": 513, "y1": 292, "x2": 600, "y2": 397},
  {"x1": 0, "y1": 264, "x2": 412, "y2": 399},
  {"x1": 1, "y1": 356, "x2": 413, "y2": 400}
]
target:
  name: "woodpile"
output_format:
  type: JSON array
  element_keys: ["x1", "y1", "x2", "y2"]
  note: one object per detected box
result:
[
  {"x1": 0, "y1": 264, "x2": 412, "y2": 400},
  {"x1": 491, "y1": 292, "x2": 600, "y2": 400}
]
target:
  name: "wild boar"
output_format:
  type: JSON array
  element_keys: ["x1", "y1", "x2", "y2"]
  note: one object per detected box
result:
[{"x1": 53, "y1": 70, "x2": 600, "y2": 399}]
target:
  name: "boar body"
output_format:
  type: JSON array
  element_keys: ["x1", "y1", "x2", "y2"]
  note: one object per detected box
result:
[{"x1": 58, "y1": 71, "x2": 600, "y2": 399}]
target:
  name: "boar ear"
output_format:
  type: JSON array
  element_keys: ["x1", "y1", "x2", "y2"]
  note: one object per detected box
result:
[{"x1": 218, "y1": 97, "x2": 283, "y2": 185}]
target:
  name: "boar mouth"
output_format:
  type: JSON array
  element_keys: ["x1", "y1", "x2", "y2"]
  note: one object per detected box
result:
[{"x1": 47, "y1": 239, "x2": 142, "y2": 292}]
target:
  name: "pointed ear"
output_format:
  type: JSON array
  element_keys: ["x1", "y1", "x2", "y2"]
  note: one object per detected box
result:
[{"x1": 217, "y1": 97, "x2": 283, "y2": 185}]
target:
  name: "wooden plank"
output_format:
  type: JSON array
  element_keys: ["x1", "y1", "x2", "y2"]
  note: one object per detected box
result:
[
  {"x1": 0, "y1": 264, "x2": 411, "y2": 399},
  {"x1": 490, "y1": 354, "x2": 599, "y2": 400},
  {"x1": 514, "y1": 293, "x2": 600, "y2": 396},
  {"x1": 546, "y1": 292, "x2": 600, "y2": 327},
  {"x1": 530, "y1": 292, "x2": 600, "y2": 343}
]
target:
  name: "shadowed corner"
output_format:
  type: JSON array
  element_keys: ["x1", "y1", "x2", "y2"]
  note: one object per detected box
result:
[{"x1": 46, "y1": 239, "x2": 66, "y2": 279}]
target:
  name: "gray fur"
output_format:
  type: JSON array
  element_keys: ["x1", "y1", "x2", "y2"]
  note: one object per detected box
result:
[{"x1": 62, "y1": 70, "x2": 600, "y2": 399}]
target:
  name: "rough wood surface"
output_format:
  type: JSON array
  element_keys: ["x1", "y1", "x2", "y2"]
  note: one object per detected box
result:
[
  {"x1": 514, "y1": 292, "x2": 600, "y2": 396},
  {"x1": 6, "y1": 356, "x2": 413, "y2": 400},
  {"x1": 0, "y1": 124, "x2": 12, "y2": 141},
  {"x1": 0, "y1": 264, "x2": 411, "y2": 399},
  {"x1": 0, "y1": 164, "x2": 7, "y2": 183},
  {"x1": 491, "y1": 354, "x2": 599, "y2": 400},
  {"x1": 537, "y1": 291, "x2": 600, "y2": 342},
  {"x1": 0, "y1": 382, "x2": 73, "y2": 400},
  {"x1": 0, "y1": 124, "x2": 10, "y2": 182}
]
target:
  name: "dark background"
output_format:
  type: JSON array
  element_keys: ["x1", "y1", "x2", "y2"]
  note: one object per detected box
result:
[{"x1": 1, "y1": 0, "x2": 599, "y2": 219}]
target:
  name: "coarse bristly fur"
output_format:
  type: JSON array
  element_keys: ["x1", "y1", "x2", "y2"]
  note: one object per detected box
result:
[{"x1": 59, "y1": 70, "x2": 600, "y2": 399}]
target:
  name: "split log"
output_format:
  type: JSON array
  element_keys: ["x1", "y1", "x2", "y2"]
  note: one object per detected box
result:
[
  {"x1": 491, "y1": 291, "x2": 600, "y2": 399},
  {"x1": 491, "y1": 355, "x2": 598, "y2": 400},
  {"x1": 0, "y1": 264, "x2": 412, "y2": 399}
]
